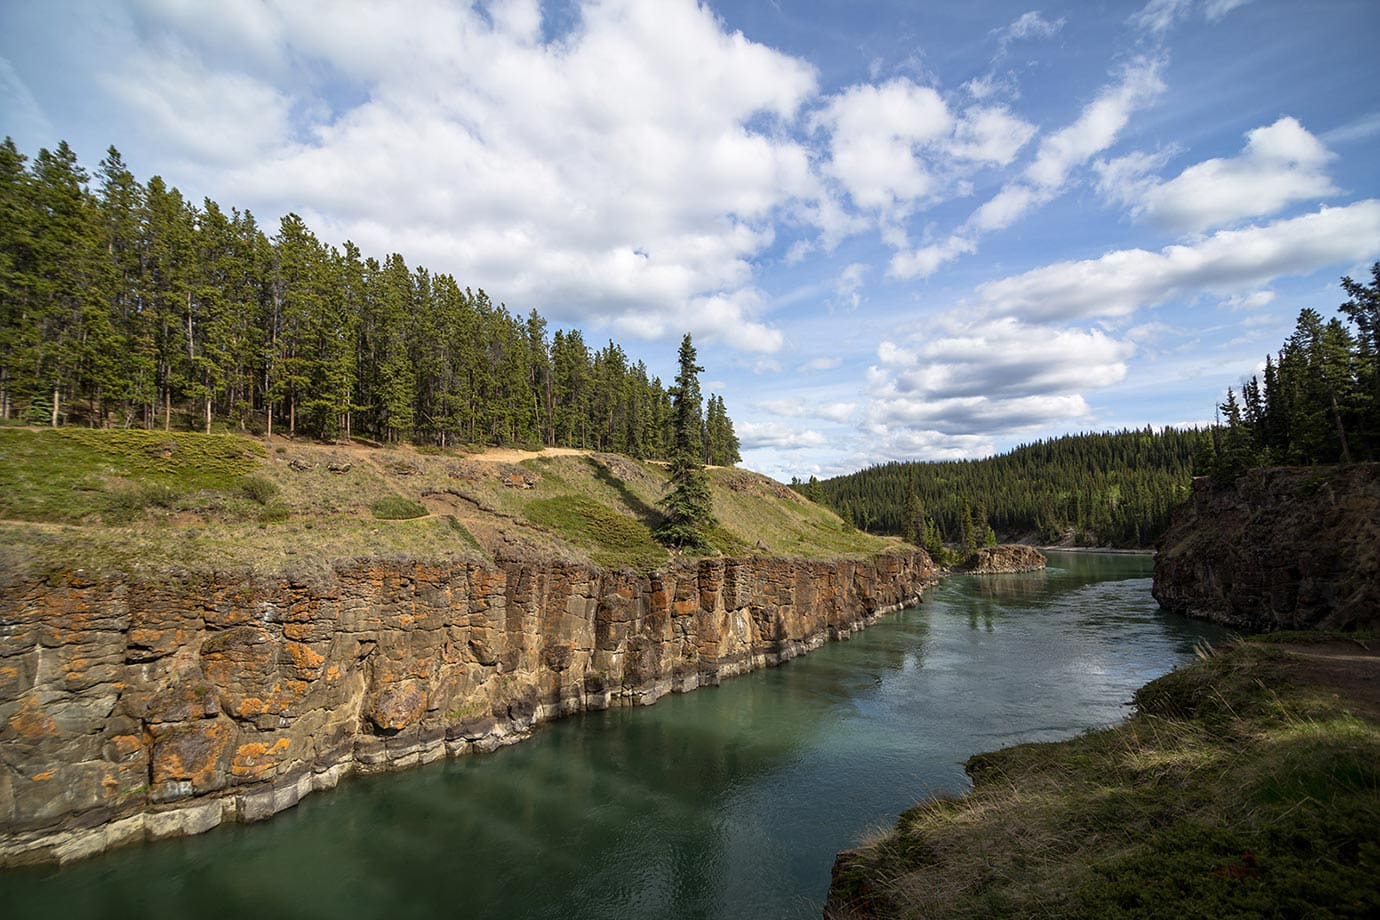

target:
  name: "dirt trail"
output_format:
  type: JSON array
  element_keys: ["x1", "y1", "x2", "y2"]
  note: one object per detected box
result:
[{"x1": 1275, "y1": 640, "x2": 1380, "y2": 721}]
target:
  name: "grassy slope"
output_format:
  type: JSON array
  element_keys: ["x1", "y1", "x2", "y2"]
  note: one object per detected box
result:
[
  {"x1": 0, "y1": 428, "x2": 892, "y2": 580},
  {"x1": 829, "y1": 634, "x2": 1380, "y2": 919}
]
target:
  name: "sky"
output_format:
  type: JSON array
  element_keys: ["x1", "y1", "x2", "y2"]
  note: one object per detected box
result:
[{"x1": 2, "y1": 0, "x2": 1378, "y2": 481}]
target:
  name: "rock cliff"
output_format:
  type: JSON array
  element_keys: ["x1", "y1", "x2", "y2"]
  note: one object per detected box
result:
[
  {"x1": 0, "y1": 550, "x2": 935, "y2": 866},
  {"x1": 1152, "y1": 464, "x2": 1380, "y2": 632},
  {"x1": 955, "y1": 544, "x2": 1046, "y2": 574}
]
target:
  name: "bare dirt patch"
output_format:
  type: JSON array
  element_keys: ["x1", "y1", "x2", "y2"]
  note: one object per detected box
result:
[{"x1": 1275, "y1": 639, "x2": 1380, "y2": 721}]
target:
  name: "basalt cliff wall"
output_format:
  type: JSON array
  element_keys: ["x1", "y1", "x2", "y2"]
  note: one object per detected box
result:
[
  {"x1": 0, "y1": 549, "x2": 935, "y2": 866},
  {"x1": 1152, "y1": 464, "x2": 1379, "y2": 632}
]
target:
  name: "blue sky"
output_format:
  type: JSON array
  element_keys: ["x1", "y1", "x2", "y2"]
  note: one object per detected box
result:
[{"x1": 2, "y1": 0, "x2": 1378, "y2": 480}]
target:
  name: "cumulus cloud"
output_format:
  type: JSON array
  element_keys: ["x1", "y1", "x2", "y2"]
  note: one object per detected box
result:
[
  {"x1": 110, "y1": 0, "x2": 819, "y2": 352},
  {"x1": 949, "y1": 105, "x2": 1037, "y2": 165},
  {"x1": 736, "y1": 420, "x2": 827, "y2": 450},
  {"x1": 863, "y1": 318, "x2": 1131, "y2": 446},
  {"x1": 1100, "y1": 117, "x2": 1336, "y2": 233},
  {"x1": 975, "y1": 199, "x2": 1380, "y2": 321},
  {"x1": 812, "y1": 78, "x2": 953, "y2": 212}
]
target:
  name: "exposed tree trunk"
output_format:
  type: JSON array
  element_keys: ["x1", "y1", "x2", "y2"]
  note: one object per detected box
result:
[
  {"x1": 204, "y1": 397, "x2": 212, "y2": 435},
  {"x1": 164, "y1": 387, "x2": 171, "y2": 431},
  {"x1": 51, "y1": 384, "x2": 59, "y2": 427}
]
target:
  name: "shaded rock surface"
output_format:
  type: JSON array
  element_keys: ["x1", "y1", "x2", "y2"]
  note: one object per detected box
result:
[
  {"x1": 1152, "y1": 464, "x2": 1380, "y2": 632},
  {"x1": 0, "y1": 550, "x2": 935, "y2": 866},
  {"x1": 955, "y1": 544, "x2": 1046, "y2": 574}
]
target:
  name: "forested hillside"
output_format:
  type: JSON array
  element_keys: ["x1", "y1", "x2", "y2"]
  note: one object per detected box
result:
[
  {"x1": 804, "y1": 428, "x2": 1201, "y2": 548},
  {"x1": 1204, "y1": 265, "x2": 1379, "y2": 477},
  {"x1": 0, "y1": 139, "x2": 740, "y2": 464}
]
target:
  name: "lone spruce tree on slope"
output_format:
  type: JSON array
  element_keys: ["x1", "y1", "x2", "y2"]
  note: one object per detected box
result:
[{"x1": 657, "y1": 333, "x2": 715, "y2": 551}]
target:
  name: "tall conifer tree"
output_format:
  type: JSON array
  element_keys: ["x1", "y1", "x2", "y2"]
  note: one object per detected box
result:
[{"x1": 657, "y1": 333, "x2": 714, "y2": 551}]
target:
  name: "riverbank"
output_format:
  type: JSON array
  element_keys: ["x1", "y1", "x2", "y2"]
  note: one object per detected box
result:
[{"x1": 825, "y1": 632, "x2": 1380, "y2": 918}]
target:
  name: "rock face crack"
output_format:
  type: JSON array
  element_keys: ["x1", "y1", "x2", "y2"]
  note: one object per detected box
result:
[{"x1": 0, "y1": 550, "x2": 936, "y2": 866}]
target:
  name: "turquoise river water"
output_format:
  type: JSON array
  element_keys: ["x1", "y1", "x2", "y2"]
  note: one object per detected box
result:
[{"x1": 1, "y1": 551, "x2": 1227, "y2": 919}]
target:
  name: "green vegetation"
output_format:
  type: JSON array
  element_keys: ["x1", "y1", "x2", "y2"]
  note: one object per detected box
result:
[
  {"x1": 1204, "y1": 266, "x2": 1380, "y2": 479},
  {"x1": 525, "y1": 495, "x2": 668, "y2": 571},
  {"x1": 829, "y1": 636, "x2": 1380, "y2": 919},
  {"x1": 0, "y1": 138, "x2": 740, "y2": 462},
  {"x1": 369, "y1": 496, "x2": 429, "y2": 520},
  {"x1": 808, "y1": 427, "x2": 1199, "y2": 548},
  {"x1": 0, "y1": 428, "x2": 886, "y2": 579},
  {"x1": 656, "y1": 334, "x2": 716, "y2": 552},
  {"x1": 0, "y1": 427, "x2": 265, "y2": 522}
]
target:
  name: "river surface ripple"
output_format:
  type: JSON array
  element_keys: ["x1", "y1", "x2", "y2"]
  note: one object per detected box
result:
[{"x1": 1, "y1": 551, "x2": 1228, "y2": 919}]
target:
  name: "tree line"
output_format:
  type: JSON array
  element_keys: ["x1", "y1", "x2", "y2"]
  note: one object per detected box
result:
[
  {"x1": 0, "y1": 138, "x2": 741, "y2": 465},
  {"x1": 799, "y1": 427, "x2": 1203, "y2": 549},
  {"x1": 1203, "y1": 266, "x2": 1379, "y2": 478}
]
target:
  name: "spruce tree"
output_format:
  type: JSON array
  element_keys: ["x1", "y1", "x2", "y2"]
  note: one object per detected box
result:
[{"x1": 656, "y1": 333, "x2": 715, "y2": 551}]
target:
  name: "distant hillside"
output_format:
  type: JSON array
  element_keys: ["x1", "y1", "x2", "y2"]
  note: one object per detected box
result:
[
  {"x1": 805, "y1": 428, "x2": 1201, "y2": 548},
  {"x1": 0, "y1": 428, "x2": 890, "y2": 581}
]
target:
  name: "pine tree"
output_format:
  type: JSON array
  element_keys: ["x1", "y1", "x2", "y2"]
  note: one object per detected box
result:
[
  {"x1": 901, "y1": 479, "x2": 923, "y2": 546},
  {"x1": 656, "y1": 333, "x2": 715, "y2": 551}
]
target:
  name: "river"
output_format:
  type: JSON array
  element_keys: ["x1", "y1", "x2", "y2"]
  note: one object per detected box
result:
[{"x1": 1, "y1": 551, "x2": 1226, "y2": 919}]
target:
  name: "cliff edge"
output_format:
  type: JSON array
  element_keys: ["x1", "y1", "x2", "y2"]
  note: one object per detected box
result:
[
  {"x1": 0, "y1": 430, "x2": 937, "y2": 866},
  {"x1": 1152, "y1": 464, "x2": 1380, "y2": 632}
]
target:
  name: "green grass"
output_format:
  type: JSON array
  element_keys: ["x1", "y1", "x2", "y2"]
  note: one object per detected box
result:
[
  {"x1": 370, "y1": 496, "x2": 429, "y2": 520},
  {"x1": 0, "y1": 428, "x2": 265, "y2": 522},
  {"x1": 524, "y1": 494, "x2": 669, "y2": 571},
  {"x1": 0, "y1": 428, "x2": 900, "y2": 578},
  {"x1": 829, "y1": 637, "x2": 1380, "y2": 919}
]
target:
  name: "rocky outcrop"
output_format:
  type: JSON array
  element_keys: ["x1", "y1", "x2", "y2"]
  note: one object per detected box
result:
[
  {"x1": 955, "y1": 544, "x2": 1046, "y2": 574},
  {"x1": 0, "y1": 550, "x2": 935, "y2": 866},
  {"x1": 1153, "y1": 464, "x2": 1380, "y2": 632}
]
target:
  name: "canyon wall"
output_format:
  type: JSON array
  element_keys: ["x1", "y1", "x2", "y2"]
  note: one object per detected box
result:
[
  {"x1": 0, "y1": 549, "x2": 935, "y2": 866},
  {"x1": 1153, "y1": 464, "x2": 1379, "y2": 632}
]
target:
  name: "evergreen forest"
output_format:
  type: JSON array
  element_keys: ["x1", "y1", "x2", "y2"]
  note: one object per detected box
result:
[
  {"x1": 0, "y1": 139, "x2": 741, "y2": 465},
  {"x1": 1203, "y1": 265, "x2": 1380, "y2": 477},
  {"x1": 802, "y1": 427, "x2": 1203, "y2": 549}
]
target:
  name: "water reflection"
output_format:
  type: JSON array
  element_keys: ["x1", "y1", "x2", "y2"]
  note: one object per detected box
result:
[{"x1": 2, "y1": 552, "x2": 1225, "y2": 920}]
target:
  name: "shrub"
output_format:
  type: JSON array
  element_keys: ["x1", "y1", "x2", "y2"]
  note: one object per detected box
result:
[{"x1": 237, "y1": 475, "x2": 279, "y2": 504}]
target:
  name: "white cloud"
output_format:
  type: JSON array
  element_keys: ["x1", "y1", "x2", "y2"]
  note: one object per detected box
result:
[
  {"x1": 994, "y1": 11, "x2": 1066, "y2": 52},
  {"x1": 833, "y1": 262, "x2": 869, "y2": 310},
  {"x1": 857, "y1": 427, "x2": 997, "y2": 462},
  {"x1": 1024, "y1": 58, "x2": 1164, "y2": 190},
  {"x1": 922, "y1": 57, "x2": 1165, "y2": 265},
  {"x1": 812, "y1": 77, "x2": 953, "y2": 211},
  {"x1": 1222, "y1": 290, "x2": 1276, "y2": 310},
  {"x1": 798, "y1": 356, "x2": 842, "y2": 373},
  {"x1": 1132, "y1": 0, "x2": 1253, "y2": 32},
  {"x1": 737, "y1": 420, "x2": 827, "y2": 450},
  {"x1": 888, "y1": 233, "x2": 976, "y2": 279},
  {"x1": 975, "y1": 199, "x2": 1380, "y2": 321},
  {"x1": 101, "y1": 41, "x2": 294, "y2": 163},
  {"x1": 949, "y1": 105, "x2": 1037, "y2": 165},
  {"x1": 117, "y1": 0, "x2": 819, "y2": 353},
  {"x1": 864, "y1": 319, "x2": 1132, "y2": 440},
  {"x1": 1101, "y1": 117, "x2": 1336, "y2": 233}
]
